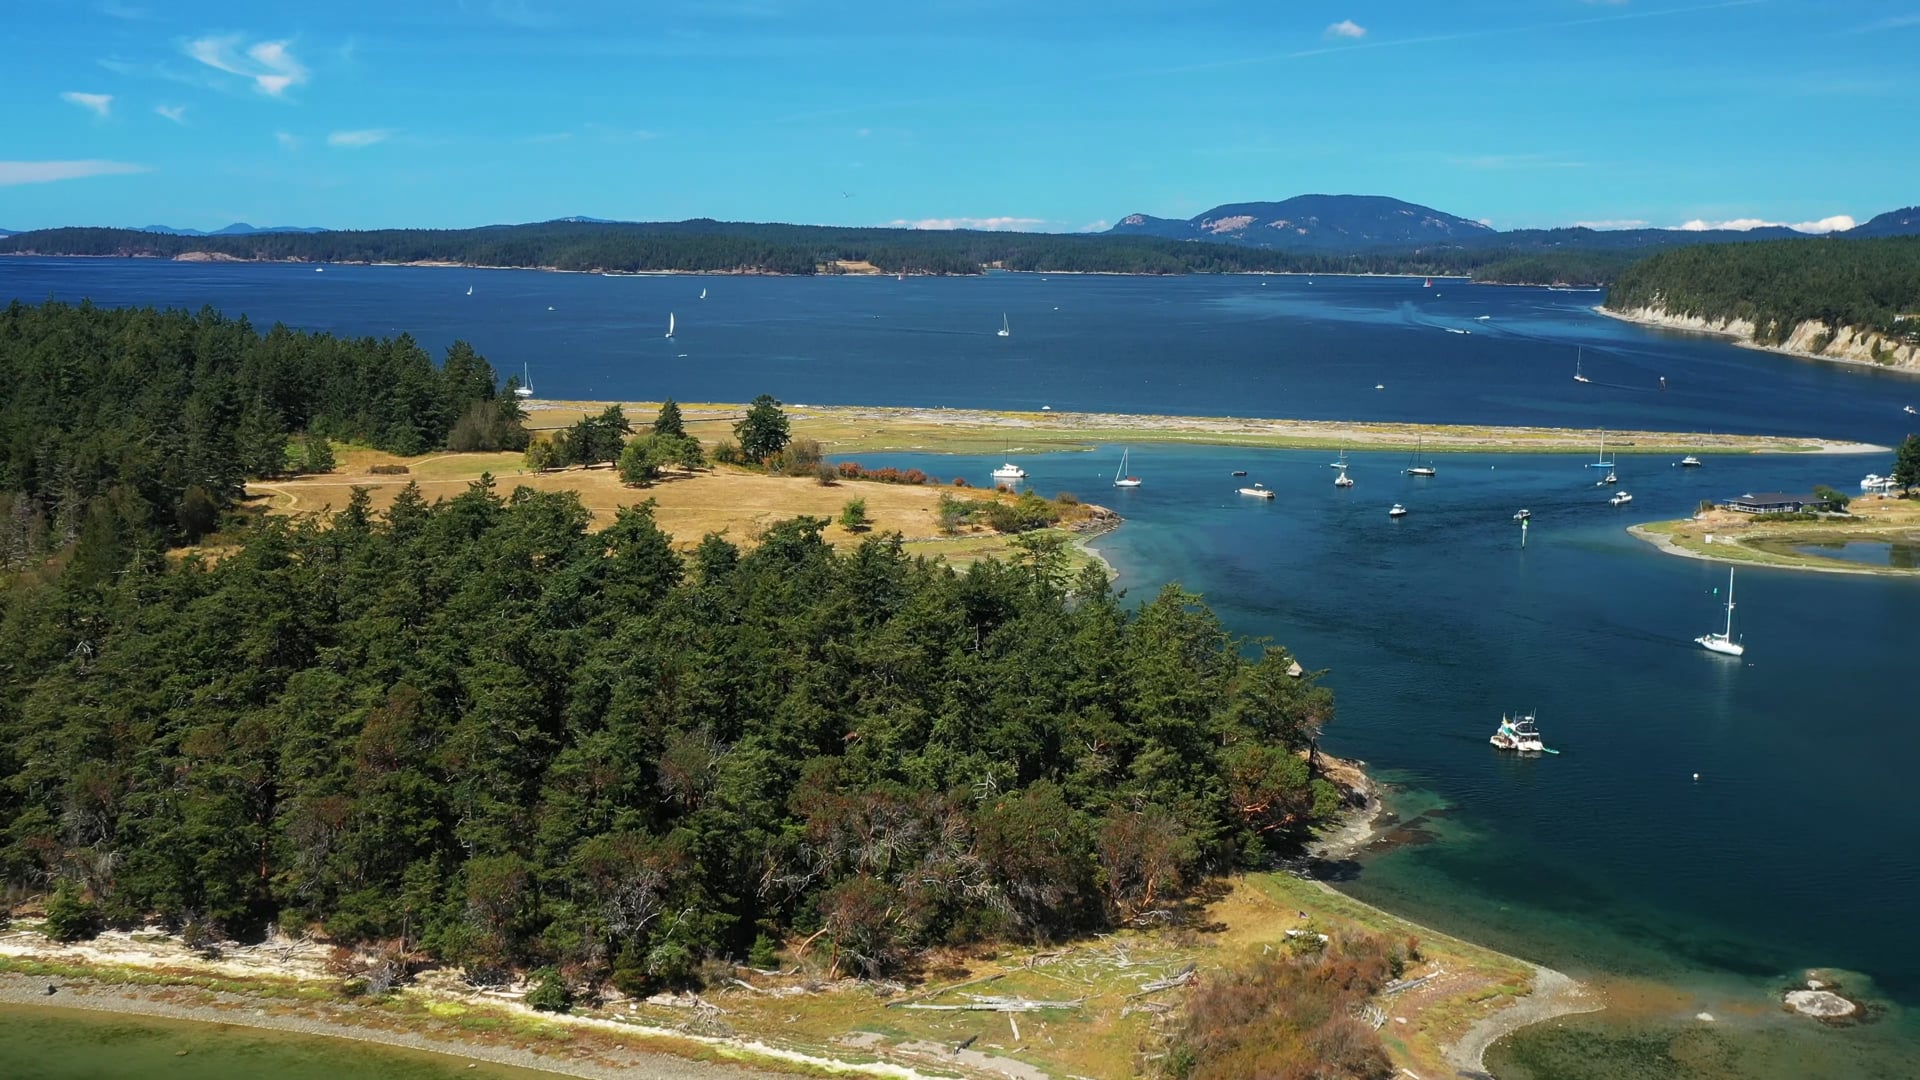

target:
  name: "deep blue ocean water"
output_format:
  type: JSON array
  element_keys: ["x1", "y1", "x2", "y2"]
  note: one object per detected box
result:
[{"x1": 5, "y1": 257, "x2": 1917, "y2": 1076}]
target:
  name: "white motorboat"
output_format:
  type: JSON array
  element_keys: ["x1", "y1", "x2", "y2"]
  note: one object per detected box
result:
[
  {"x1": 1513, "y1": 508, "x2": 1531, "y2": 521},
  {"x1": 1334, "y1": 469, "x2": 1354, "y2": 488},
  {"x1": 1238, "y1": 483, "x2": 1276, "y2": 499},
  {"x1": 1680, "y1": 455, "x2": 1702, "y2": 467},
  {"x1": 1695, "y1": 567, "x2": 1745, "y2": 656},
  {"x1": 1610, "y1": 491, "x2": 1633, "y2": 506},
  {"x1": 1113, "y1": 448, "x2": 1142, "y2": 488},
  {"x1": 1388, "y1": 503, "x2": 1408, "y2": 517},
  {"x1": 1861, "y1": 473, "x2": 1898, "y2": 492},
  {"x1": 1906, "y1": 405, "x2": 1916, "y2": 415},
  {"x1": 1490, "y1": 713, "x2": 1547, "y2": 753},
  {"x1": 991, "y1": 462, "x2": 1026, "y2": 481}
]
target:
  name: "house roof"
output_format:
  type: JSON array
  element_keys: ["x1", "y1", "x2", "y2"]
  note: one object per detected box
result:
[{"x1": 1729, "y1": 492, "x2": 1829, "y2": 504}]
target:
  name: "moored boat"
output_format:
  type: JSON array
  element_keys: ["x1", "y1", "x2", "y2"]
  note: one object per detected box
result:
[{"x1": 1490, "y1": 712, "x2": 1547, "y2": 753}]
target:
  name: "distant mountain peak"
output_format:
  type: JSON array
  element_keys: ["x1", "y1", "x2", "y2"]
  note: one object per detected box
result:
[
  {"x1": 1847, "y1": 206, "x2": 1920, "y2": 238},
  {"x1": 1110, "y1": 194, "x2": 1492, "y2": 251}
]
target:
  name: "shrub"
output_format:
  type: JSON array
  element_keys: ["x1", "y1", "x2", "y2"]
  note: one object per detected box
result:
[
  {"x1": 816, "y1": 463, "x2": 839, "y2": 486},
  {"x1": 524, "y1": 965, "x2": 572, "y2": 1013},
  {"x1": 43, "y1": 883, "x2": 102, "y2": 942},
  {"x1": 839, "y1": 498, "x2": 870, "y2": 532},
  {"x1": 952, "y1": 476, "x2": 970, "y2": 488},
  {"x1": 369, "y1": 464, "x2": 411, "y2": 475},
  {"x1": 710, "y1": 440, "x2": 742, "y2": 466},
  {"x1": 300, "y1": 434, "x2": 336, "y2": 475}
]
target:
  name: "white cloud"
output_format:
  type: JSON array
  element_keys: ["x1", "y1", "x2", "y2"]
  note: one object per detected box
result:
[
  {"x1": 187, "y1": 35, "x2": 308, "y2": 96},
  {"x1": 275, "y1": 131, "x2": 301, "y2": 149},
  {"x1": 327, "y1": 128, "x2": 394, "y2": 148},
  {"x1": 155, "y1": 104, "x2": 187, "y2": 123},
  {"x1": 1326, "y1": 19, "x2": 1367, "y2": 39},
  {"x1": 61, "y1": 92, "x2": 114, "y2": 117},
  {"x1": 1078, "y1": 220, "x2": 1112, "y2": 233},
  {"x1": 1571, "y1": 219, "x2": 1651, "y2": 229},
  {"x1": 1675, "y1": 218, "x2": 1778, "y2": 231},
  {"x1": 0, "y1": 160, "x2": 149, "y2": 186},
  {"x1": 1671, "y1": 215, "x2": 1853, "y2": 233},
  {"x1": 1790, "y1": 215, "x2": 1855, "y2": 234},
  {"x1": 885, "y1": 216, "x2": 1048, "y2": 231}
]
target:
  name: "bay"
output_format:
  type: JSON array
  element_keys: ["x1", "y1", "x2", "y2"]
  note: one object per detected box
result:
[{"x1": 4, "y1": 257, "x2": 1916, "y2": 1075}]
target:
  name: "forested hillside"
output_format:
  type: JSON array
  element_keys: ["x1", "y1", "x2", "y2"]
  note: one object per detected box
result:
[
  {"x1": 0, "y1": 485, "x2": 1341, "y2": 985},
  {"x1": 0, "y1": 300, "x2": 523, "y2": 560},
  {"x1": 1605, "y1": 235, "x2": 1920, "y2": 344},
  {"x1": 2, "y1": 220, "x2": 1618, "y2": 283}
]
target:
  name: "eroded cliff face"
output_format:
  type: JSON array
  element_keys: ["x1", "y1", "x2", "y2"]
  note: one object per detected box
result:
[{"x1": 1608, "y1": 303, "x2": 1919, "y2": 370}]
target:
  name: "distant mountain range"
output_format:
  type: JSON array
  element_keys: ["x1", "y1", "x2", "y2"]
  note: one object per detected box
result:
[
  {"x1": 1850, "y1": 205, "x2": 1920, "y2": 238},
  {"x1": 133, "y1": 223, "x2": 331, "y2": 237},
  {"x1": 1107, "y1": 194, "x2": 1920, "y2": 252}
]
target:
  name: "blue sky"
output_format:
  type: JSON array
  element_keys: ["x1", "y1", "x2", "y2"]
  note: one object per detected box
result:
[{"x1": 4, "y1": 0, "x2": 1916, "y2": 233}]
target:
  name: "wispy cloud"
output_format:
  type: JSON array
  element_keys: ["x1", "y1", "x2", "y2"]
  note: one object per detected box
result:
[
  {"x1": 61, "y1": 92, "x2": 114, "y2": 118},
  {"x1": 155, "y1": 104, "x2": 187, "y2": 124},
  {"x1": 1673, "y1": 215, "x2": 1855, "y2": 233},
  {"x1": 885, "y1": 216, "x2": 1048, "y2": 231},
  {"x1": 0, "y1": 160, "x2": 149, "y2": 186},
  {"x1": 1078, "y1": 220, "x2": 1112, "y2": 233},
  {"x1": 1571, "y1": 219, "x2": 1651, "y2": 229},
  {"x1": 1326, "y1": 19, "x2": 1366, "y2": 39},
  {"x1": 187, "y1": 35, "x2": 308, "y2": 96},
  {"x1": 327, "y1": 128, "x2": 394, "y2": 148},
  {"x1": 275, "y1": 131, "x2": 302, "y2": 150}
]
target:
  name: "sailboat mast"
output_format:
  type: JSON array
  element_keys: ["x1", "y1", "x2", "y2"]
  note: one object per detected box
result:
[{"x1": 1724, "y1": 568, "x2": 1736, "y2": 638}]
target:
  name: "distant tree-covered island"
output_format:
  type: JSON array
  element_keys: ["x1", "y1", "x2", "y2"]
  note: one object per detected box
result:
[
  {"x1": 1605, "y1": 235, "x2": 1920, "y2": 349},
  {"x1": 2, "y1": 219, "x2": 1626, "y2": 284}
]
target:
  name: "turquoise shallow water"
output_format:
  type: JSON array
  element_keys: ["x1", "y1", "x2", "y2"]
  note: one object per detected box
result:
[
  {"x1": 873, "y1": 442, "x2": 1920, "y2": 1078},
  {"x1": 0, "y1": 1002, "x2": 553, "y2": 1080}
]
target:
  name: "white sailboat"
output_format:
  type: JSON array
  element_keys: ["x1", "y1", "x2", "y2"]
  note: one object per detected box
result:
[
  {"x1": 699, "y1": 287, "x2": 707, "y2": 300},
  {"x1": 997, "y1": 313, "x2": 1011, "y2": 338},
  {"x1": 1334, "y1": 469, "x2": 1354, "y2": 488},
  {"x1": 1695, "y1": 567, "x2": 1745, "y2": 656},
  {"x1": 665, "y1": 312, "x2": 675, "y2": 339},
  {"x1": 514, "y1": 362, "x2": 535, "y2": 400},
  {"x1": 466, "y1": 285, "x2": 474, "y2": 296},
  {"x1": 1112, "y1": 448, "x2": 1142, "y2": 488},
  {"x1": 1331, "y1": 447, "x2": 1349, "y2": 469},
  {"x1": 1404, "y1": 437, "x2": 1435, "y2": 477},
  {"x1": 1573, "y1": 347, "x2": 1590, "y2": 383},
  {"x1": 1587, "y1": 428, "x2": 1615, "y2": 470}
]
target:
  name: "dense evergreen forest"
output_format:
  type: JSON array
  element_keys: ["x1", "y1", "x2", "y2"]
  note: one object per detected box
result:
[
  {"x1": 1, "y1": 220, "x2": 1619, "y2": 283},
  {"x1": 1605, "y1": 235, "x2": 1920, "y2": 344},
  {"x1": 0, "y1": 297, "x2": 1345, "y2": 999},
  {"x1": 1, "y1": 484, "x2": 1342, "y2": 986},
  {"x1": 0, "y1": 300, "x2": 524, "y2": 559}
]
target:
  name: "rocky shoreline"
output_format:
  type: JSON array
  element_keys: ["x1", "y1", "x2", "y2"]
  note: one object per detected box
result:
[{"x1": 1594, "y1": 304, "x2": 1920, "y2": 373}]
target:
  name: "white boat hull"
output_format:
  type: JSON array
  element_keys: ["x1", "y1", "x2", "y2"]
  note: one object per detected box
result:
[
  {"x1": 1696, "y1": 634, "x2": 1744, "y2": 656},
  {"x1": 1238, "y1": 487, "x2": 1275, "y2": 499}
]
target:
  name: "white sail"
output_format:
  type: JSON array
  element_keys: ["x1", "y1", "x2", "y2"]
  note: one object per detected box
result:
[{"x1": 666, "y1": 312, "x2": 675, "y2": 338}]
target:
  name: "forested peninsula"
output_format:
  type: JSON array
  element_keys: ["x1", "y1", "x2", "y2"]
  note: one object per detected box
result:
[
  {"x1": 1, "y1": 298, "x2": 1353, "y2": 1010},
  {"x1": 1603, "y1": 235, "x2": 1920, "y2": 368},
  {"x1": 1, "y1": 219, "x2": 1624, "y2": 283}
]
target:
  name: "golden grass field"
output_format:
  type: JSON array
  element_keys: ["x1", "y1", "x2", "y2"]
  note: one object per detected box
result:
[{"x1": 245, "y1": 444, "x2": 1106, "y2": 571}]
